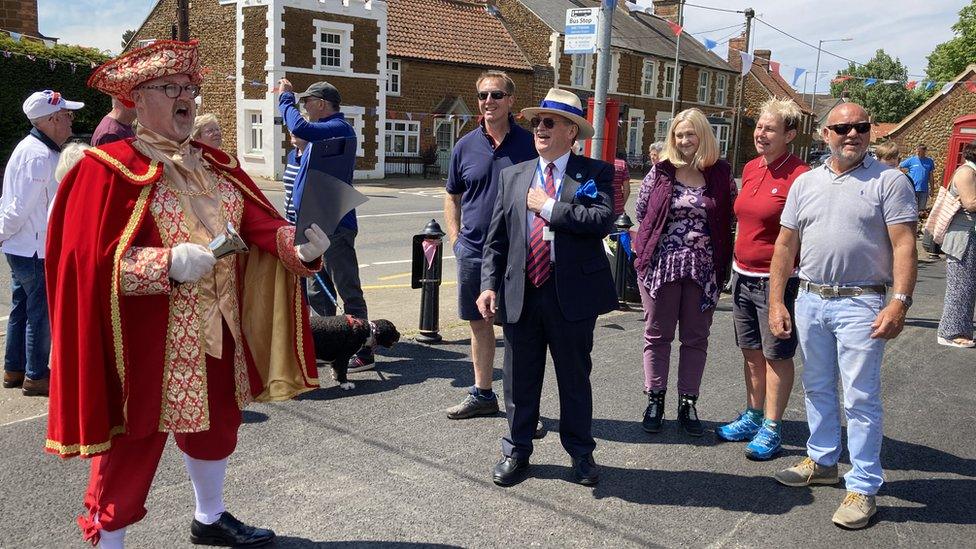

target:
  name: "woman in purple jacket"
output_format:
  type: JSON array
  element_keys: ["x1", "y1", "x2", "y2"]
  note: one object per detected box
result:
[{"x1": 634, "y1": 108, "x2": 737, "y2": 437}]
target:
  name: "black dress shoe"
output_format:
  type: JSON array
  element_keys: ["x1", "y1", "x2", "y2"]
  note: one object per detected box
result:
[
  {"x1": 572, "y1": 454, "x2": 600, "y2": 486},
  {"x1": 189, "y1": 512, "x2": 275, "y2": 547},
  {"x1": 492, "y1": 456, "x2": 529, "y2": 486}
]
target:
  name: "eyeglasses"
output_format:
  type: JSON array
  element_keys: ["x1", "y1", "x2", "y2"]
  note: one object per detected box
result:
[
  {"x1": 530, "y1": 117, "x2": 558, "y2": 129},
  {"x1": 141, "y1": 83, "x2": 201, "y2": 99},
  {"x1": 478, "y1": 90, "x2": 510, "y2": 101},
  {"x1": 826, "y1": 122, "x2": 871, "y2": 135}
]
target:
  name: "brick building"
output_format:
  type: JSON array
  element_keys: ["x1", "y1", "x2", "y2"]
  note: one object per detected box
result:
[
  {"x1": 1, "y1": 0, "x2": 43, "y2": 39},
  {"x1": 888, "y1": 64, "x2": 976, "y2": 192},
  {"x1": 385, "y1": 0, "x2": 534, "y2": 175},
  {"x1": 726, "y1": 37, "x2": 816, "y2": 173},
  {"x1": 130, "y1": 0, "x2": 386, "y2": 179},
  {"x1": 496, "y1": 0, "x2": 739, "y2": 165}
]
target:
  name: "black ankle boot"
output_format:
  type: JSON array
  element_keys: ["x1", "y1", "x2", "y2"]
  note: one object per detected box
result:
[
  {"x1": 642, "y1": 389, "x2": 666, "y2": 433},
  {"x1": 678, "y1": 394, "x2": 704, "y2": 437}
]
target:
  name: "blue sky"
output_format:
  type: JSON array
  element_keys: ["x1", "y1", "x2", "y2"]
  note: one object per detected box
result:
[{"x1": 38, "y1": 0, "x2": 967, "y2": 92}]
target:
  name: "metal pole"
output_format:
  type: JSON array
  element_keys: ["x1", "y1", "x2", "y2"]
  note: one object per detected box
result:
[
  {"x1": 730, "y1": 8, "x2": 754, "y2": 174},
  {"x1": 590, "y1": 0, "x2": 614, "y2": 160},
  {"x1": 176, "y1": 0, "x2": 190, "y2": 41},
  {"x1": 669, "y1": 1, "x2": 683, "y2": 119},
  {"x1": 811, "y1": 40, "x2": 823, "y2": 119}
]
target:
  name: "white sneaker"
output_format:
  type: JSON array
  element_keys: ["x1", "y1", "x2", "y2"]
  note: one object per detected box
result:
[{"x1": 937, "y1": 336, "x2": 976, "y2": 348}]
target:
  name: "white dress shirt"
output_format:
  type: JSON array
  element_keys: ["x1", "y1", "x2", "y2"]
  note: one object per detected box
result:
[
  {"x1": 0, "y1": 133, "x2": 60, "y2": 259},
  {"x1": 526, "y1": 151, "x2": 570, "y2": 261}
]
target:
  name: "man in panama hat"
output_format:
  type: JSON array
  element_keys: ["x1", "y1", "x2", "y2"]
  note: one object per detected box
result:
[{"x1": 477, "y1": 88, "x2": 617, "y2": 486}]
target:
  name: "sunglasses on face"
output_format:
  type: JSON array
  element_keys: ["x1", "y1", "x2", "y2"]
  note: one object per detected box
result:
[
  {"x1": 530, "y1": 117, "x2": 560, "y2": 129},
  {"x1": 141, "y1": 83, "x2": 201, "y2": 99},
  {"x1": 477, "y1": 90, "x2": 510, "y2": 101},
  {"x1": 827, "y1": 122, "x2": 871, "y2": 135}
]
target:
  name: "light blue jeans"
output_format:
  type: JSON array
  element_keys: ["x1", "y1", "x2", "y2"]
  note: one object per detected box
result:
[{"x1": 794, "y1": 290, "x2": 886, "y2": 495}]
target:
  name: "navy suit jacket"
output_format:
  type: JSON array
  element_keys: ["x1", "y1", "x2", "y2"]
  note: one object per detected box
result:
[{"x1": 480, "y1": 153, "x2": 618, "y2": 324}]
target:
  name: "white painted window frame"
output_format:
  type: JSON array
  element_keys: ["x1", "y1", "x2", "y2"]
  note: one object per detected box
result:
[
  {"x1": 386, "y1": 58, "x2": 401, "y2": 96},
  {"x1": 245, "y1": 110, "x2": 263, "y2": 156},
  {"x1": 313, "y1": 20, "x2": 354, "y2": 73},
  {"x1": 715, "y1": 73, "x2": 727, "y2": 106},
  {"x1": 571, "y1": 54, "x2": 593, "y2": 89},
  {"x1": 663, "y1": 62, "x2": 676, "y2": 100},
  {"x1": 655, "y1": 111, "x2": 671, "y2": 142},
  {"x1": 385, "y1": 119, "x2": 421, "y2": 157},
  {"x1": 641, "y1": 59, "x2": 657, "y2": 97},
  {"x1": 698, "y1": 70, "x2": 711, "y2": 103}
]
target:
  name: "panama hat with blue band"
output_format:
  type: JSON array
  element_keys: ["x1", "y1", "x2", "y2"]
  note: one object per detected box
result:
[{"x1": 521, "y1": 88, "x2": 595, "y2": 141}]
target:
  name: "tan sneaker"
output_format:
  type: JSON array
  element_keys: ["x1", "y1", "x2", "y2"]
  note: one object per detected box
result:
[
  {"x1": 774, "y1": 457, "x2": 839, "y2": 487},
  {"x1": 832, "y1": 491, "x2": 877, "y2": 529}
]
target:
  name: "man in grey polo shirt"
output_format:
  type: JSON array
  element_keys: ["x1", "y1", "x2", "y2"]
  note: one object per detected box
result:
[{"x1": 767, "y1": 102, "x2": 917, "y2": 529}]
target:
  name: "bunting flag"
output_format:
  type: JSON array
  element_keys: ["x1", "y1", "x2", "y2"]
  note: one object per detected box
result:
[
  {"x1": 739, "y1": 51, "x2": 753, "y2": 76},
  {"x1": 604, "y1": 0, "x2": 618, "y2": 9},
  {"x1": 906, "y1": 81, "x2": 917, "y2": 90},
  {"x1": 667, "y1": 20, "x2": 683, "y2": 36},
  {"x1": 966, "y1": 81, "x2": 976, "y2": 93},
  {"x1": 769, "y1": 61, "x2": 781, "y2": 78},
  {"x1": 48, "y1": 59, "x2": 55, "y2": 70},
  {"x1": 864, "y1": 78, "x2": 878, "y2": 87},
  {"x1": 925, "y1": 81, "x2": 936, "y2": 91},
  {"x1": 703, "y1": 38, "x2": 717, "y2": 50},
  {"x1": 42, "y1": 39, "x2": 54, "y2": 49},
  {"x1": 405, "y1": 112, "x2": 412, "y2": 120},
  {"x1": 421, "y1": 240, "x2": 437, "y2": 269},
  {"x1": 70, "y1": 63, "x2": 76, "y2": 73},
  {"x1": 792, "y1": 67, "x2": 806, "y2": 86},
  {"x1": 942, "y1": 82, "x2": 955, "y2": 95},
  {"x1": 831, "y1": 75, "x2": 853, "y2": 84},
  {"x1": 9, "y1": 32, "x2": 21, "y2": 42}
]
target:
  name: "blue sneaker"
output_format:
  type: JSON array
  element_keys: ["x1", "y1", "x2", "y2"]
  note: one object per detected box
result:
[
  {"x1": 745, "y1": 421, "x2": 782, "y2": 461},
  {"x1": 715, "y1": 411, "x2": 762, "y2": 441}
]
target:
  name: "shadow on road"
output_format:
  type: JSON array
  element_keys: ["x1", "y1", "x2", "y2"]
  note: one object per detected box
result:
[
  {"x1": 275, "y1": 539, "x2": 463, "y2": 548},
  {"x1": 881, "y1": 478, "x2": 976, "y2": 525}
]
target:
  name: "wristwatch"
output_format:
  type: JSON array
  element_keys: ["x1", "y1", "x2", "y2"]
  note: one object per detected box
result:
[{"x1": 892, "y1": 293, "x2": 913, "y2": 308}]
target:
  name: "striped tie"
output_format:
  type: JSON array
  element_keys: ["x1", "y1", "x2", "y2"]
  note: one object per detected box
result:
[{"x1": 527, "y1": 163, "x2": 556, "y2": 287}]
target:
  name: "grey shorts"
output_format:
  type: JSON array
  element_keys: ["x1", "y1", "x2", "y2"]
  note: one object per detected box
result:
[
  {"x1": 916, "y1": 191, "x2": 929, "y2": 212},
  {"x1": 454, "y1": 241, "x2": 484, "y2": 321},
  {"x1": 731, "y1": 272, "x2": 799, "y2": 360}
]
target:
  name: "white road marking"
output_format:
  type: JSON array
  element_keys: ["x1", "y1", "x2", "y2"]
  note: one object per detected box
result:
[
  {"x1": 364, "y1": 256, "x2": 455, "y2": 267},
  {"x1": 357, "y1": 210, "x2": 443, "y2": 218},
  {"x1": 1, "y1": 412, "x2": 47, "y2": 427}
]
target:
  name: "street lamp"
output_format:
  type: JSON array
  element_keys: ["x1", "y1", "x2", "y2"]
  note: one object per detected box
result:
[{"x1": 811, "y1": 38, "x2": 853, "y2": 115}]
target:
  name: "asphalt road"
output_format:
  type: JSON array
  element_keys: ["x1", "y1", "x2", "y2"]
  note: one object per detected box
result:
[{"x1": 0, "y1": 179, "x2": 973, "y2": 547}]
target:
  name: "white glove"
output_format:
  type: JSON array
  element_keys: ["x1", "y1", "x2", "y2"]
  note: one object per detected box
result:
[
  {"x1": 169, "y1": 243, "x2": 217, "y2": 283},
  {"x1": 296, "y1": 223, "x2": 331, "y2": 262}
]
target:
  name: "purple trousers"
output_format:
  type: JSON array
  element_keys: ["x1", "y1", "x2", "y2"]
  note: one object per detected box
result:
[{"x1": 638, "y1": 278, "x2": 715, "y2": 395}]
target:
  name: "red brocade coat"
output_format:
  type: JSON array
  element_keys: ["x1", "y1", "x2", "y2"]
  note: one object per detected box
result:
[{"x1": 45, "y1": 139, "x2": 320, "y2": 458}]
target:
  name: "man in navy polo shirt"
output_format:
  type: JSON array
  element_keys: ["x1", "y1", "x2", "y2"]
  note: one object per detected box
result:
[{"x1": 444, "y1": 71, "x2": 537, "y2": 419}]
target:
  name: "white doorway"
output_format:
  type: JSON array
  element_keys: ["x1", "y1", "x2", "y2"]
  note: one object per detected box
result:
[{"x1": 434, "y1": 119, "x2": 456, "y2": 174}]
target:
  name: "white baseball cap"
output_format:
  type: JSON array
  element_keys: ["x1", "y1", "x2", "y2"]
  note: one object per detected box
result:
[{"x1": 23, "y1": 90, "x2": 84, "y2": 120}]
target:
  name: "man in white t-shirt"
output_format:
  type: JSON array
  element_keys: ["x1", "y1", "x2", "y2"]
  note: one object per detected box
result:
[{"x1": 0, "y1": 90, "x2": 83, "y2": 396}]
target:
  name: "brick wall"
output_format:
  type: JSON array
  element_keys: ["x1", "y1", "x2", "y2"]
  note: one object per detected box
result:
[
  {"x1": 388, "y1": 58, "x2": 534, "y2": 153},
  {"x1": 242, "y1": 6, "x2": 267, "y2": 101},
  {"x1": 495, "y1": 0, "x2": 552, "y2": 68},
  {"x1": 890, "y1": 76, "x2": 976, "y2": 193},
  {"x1": 730, "y1": 72, "x2": 816, "y2": 172},
  {"x1": 130, "y1": 0, "x2": 239, "y2": 152},
  {"x1": 0, "y1": 0, "x2": 40, "y2": 37},
  {"x1": 282, "y1": 6, "x2": 380, "y2": 73}
]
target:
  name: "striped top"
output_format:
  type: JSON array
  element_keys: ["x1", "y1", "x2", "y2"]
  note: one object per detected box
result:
[{"x1": 283, "y1": 149, "x2": 300, "y2": 223}]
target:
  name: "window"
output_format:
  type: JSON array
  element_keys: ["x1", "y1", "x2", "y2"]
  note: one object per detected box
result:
[
  {"x1": 344, "y1": 106, "x2": 366, "y2": 158},
  {"x1": 387, "y1": 58, "x2": 401, "y2": 95},
  {"x1": 571, "y1": 54, "x2": 592, "y2": 89},
  {"x1": 385, "y1": 120, "x2": 421, "y2": 156},
  {"x1": 715, "y1": 74, "x2": 727, "y2": 106},
  {"x1": 711, "y1": 123, "x2": 730, "y2": 157},
  {"x1": 663, "y1": 63, "x2": 676, "y2": 99},
  {"x1": 627, "y1": 110, "x2": 645, "y2": 157},
  {"x1": 246, "y1": 111, "x2": 262, "y2": 154},
  {"x1": 642, "y1": 59, "x2": 657, "y2": 96},
  {"x1": 313, "y1": 21, "x2": 353, "y2": 72},
  {"x1": 698, "y1": 71, "x2": 710, "y2": 103},
  {"x1": 655, "y1": 111, "x2": 670, "y2": 141}
]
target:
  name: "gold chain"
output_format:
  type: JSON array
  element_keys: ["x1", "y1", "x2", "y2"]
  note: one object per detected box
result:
[{"x1": 161, "y1": 175, "x2": 218, "y2": 197}]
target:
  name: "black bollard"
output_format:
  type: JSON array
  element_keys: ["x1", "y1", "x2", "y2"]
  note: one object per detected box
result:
[
  {"x1": 411, "y1": 219, "x2": 445, "y2": 343},
  {"x1": 612, "y1": 213, "x2": 634, "y2": 309}
]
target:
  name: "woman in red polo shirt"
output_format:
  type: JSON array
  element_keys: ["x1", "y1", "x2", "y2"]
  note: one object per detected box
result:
[{"x1": 716, "y1": 98, "x2": 809, "y2": 460}]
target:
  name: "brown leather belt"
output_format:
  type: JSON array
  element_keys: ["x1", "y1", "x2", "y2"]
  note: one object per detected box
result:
[{"x1": 799, "y1": 280, "x2": 887, "y2": 298}]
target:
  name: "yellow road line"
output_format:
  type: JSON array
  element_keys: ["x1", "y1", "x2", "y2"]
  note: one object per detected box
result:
[
  {"x1": 362, "y1": 280, "x2": 458, "y2": 290},
  {"x1": 377, "y1": 272, "x2": 413, "y2": 281}
]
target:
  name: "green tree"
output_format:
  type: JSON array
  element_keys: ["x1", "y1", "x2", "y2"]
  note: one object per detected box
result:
[
  {"x1": 121, "y1": 29, "x2": 135, "y2": 50},
  {"x1": 926, "y1": 1, "x2": 976, "y2": 85},
  {"x1": 830, "y1": 49, "x2": 926, "y2": 122}
]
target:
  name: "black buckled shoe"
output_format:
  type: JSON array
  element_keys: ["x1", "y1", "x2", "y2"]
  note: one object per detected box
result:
[
  {"x1": 492, "y1": 456, "x2": 530, "y2": 486},
  {"x1": 189, "y1": 512, "x2": 275, "y2": 547},
  {"x1": 678, "y1": 394, "x2": 704, "y2": 437},
  {"x1": 571, "y1": 454, "x2": 600, "y2": 486},
  {"x1": 642, "y1": 389, "x2": 666, "y2": 433}
]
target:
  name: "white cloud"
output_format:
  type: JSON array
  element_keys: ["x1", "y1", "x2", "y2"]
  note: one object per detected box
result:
[{"x1": 37, "y1": 0, "x2": 158, "y2": 54}]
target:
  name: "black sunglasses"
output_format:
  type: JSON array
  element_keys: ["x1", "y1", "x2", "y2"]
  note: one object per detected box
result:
[
  {"x1": 477, "y1": 90, "x2": 510, "y2": 100},
  {"x1": 529, "y1": 117, "x2": 558, "y2": 129},
  {"x1": 827, "y1": 122, "x2": 871, "y2": 135}
]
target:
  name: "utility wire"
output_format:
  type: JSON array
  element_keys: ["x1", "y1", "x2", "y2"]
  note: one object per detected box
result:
[
  {"x1": 691, "y1": 23, "x2": 744, "y2": 35},
  {"x1": 754, "y1": 18, "x2": 865, "y2": 68},
  {"x1": 682, "y1": 2, "x2": 747, "y2": 14}
]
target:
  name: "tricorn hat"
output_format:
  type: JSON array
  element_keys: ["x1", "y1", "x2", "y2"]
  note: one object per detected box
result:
[{"x1": 88, "y1": 39, "x2": 202, "y2": 108}]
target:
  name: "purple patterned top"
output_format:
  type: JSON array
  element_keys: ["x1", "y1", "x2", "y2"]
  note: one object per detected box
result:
[{"x1": 639, "y1": 176, "x2": 718, "y2": 311}]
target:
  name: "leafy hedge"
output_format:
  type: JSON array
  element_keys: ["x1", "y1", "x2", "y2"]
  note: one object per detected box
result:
[{"x1": 0, "y1": 36, "x2": 111, "y2": 172}]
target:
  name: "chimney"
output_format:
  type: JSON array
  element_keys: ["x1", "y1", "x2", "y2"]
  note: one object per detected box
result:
[
  {"x1": 727, "y1": 33, "x2": 747, "y2": 70},
  {"x1": 652, "y1": 0, "x2": 681, "y2": 24},
  {"x1": 754, "y1": 49, "x2": 771, "y2": 71}
]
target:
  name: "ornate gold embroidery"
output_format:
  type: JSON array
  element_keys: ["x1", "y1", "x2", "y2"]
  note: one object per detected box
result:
[
  {"x1": 88, "y1": 148, "x2": 161, "y2": 183},
  {"x1": 120, "y1": 247, "x2": 171, "y2": 295},
  {"x1": 217, "y1": 168, "x2": 279, "y2": 217},
  {"x1": 275, "y1": 225, "x2": 320, "y2": 277},
  {"x1": 112, "y1": 185, "x2": 153, "y2": 396},
  {"x1": 202, "y1": 150, "x2": 239, "y2": 171},
  {"x1": 45, "y1": 425, "x2": 125, "y2": 457},
  {"x1": 293, "y1": 276, "x2": 311, "y2": 385}
]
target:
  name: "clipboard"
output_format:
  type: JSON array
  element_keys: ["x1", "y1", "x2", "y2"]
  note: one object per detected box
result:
[{"x1": 294, "y1": 137, "x2": 368, "y2": 244}]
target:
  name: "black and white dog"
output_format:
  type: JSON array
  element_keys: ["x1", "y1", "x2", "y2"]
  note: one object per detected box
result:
[{"x1": 309, "y1": 315, "x2": 400, "y2": 390}]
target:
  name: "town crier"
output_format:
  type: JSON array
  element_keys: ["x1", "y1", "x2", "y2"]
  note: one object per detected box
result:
[{"x1": 44, "y1": 40, "x2": 330, "y2": 548}]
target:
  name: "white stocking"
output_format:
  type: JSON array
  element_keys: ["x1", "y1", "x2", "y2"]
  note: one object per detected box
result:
[
  {"x1": 182, "y1": 453, "x2": 228, "y2": 525},
  {"x1": 97, "y1": 526, "x2": 126, "y2": 549}
]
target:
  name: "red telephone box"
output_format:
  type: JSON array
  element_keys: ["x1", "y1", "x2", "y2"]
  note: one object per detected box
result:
[
  {"x1": 583, "y1": 97, "x2": 620, "y2": 163},
  {"x1": 943, "y1": 114, "x2": 976, "y2": 187}
]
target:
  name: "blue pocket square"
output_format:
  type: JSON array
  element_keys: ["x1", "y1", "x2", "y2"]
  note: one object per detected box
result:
[{"x1": 575, "y1": 180, "x2": 598, "y2": 199}]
